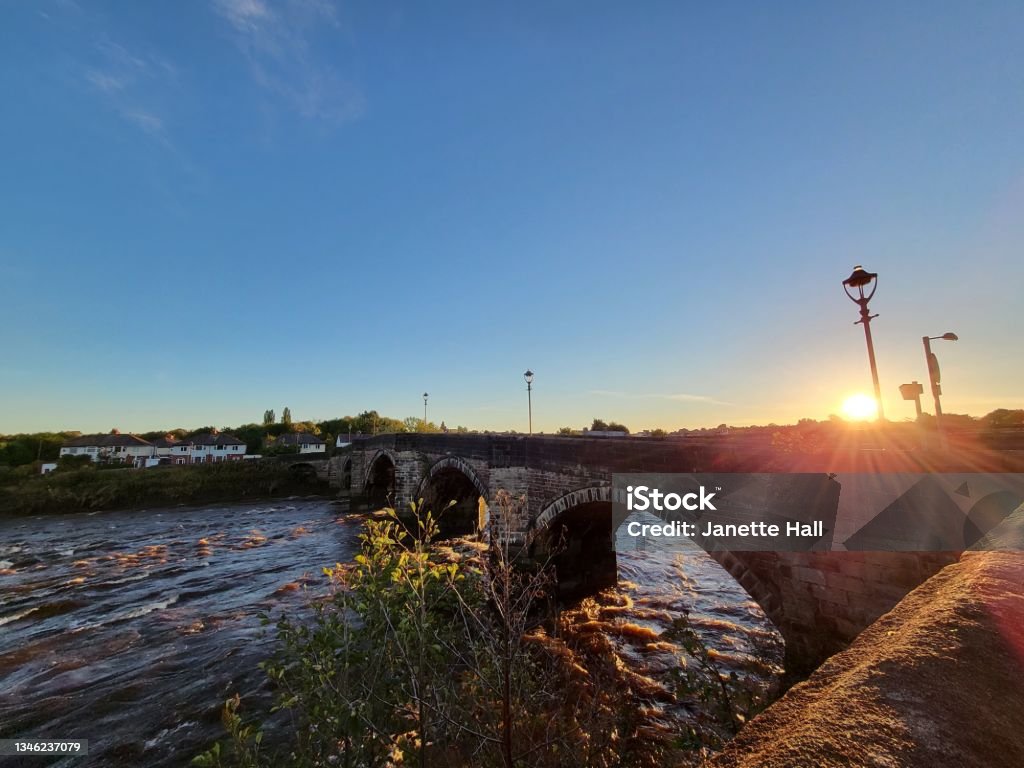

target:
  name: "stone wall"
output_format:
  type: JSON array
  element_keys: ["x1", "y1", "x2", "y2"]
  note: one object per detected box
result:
[
  {"x1": 710, "y1": 551, "x2": 1024, "y2": 767},
  {"x1": 749, "y1": 550, "x2": 959, "y2": 673}
]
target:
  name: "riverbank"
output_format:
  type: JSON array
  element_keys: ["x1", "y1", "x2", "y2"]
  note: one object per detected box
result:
[{"x1": 0, "y1": 461, "x2": 329, "y2": 517}]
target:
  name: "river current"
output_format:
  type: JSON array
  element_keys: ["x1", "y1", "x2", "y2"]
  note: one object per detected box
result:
[{"x1": 0, "y1": 501, "x2": 781, "y2": 766}]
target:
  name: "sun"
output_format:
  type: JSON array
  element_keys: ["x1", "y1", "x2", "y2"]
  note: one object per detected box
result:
[{"x1": 840, "y1": 393, "x2": 879, "y2": 421}]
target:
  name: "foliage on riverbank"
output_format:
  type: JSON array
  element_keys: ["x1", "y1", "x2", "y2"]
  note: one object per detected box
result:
[
  {"x1": 0, "y1": 461, "x2": 327, "y2": 516},
  {"x1": 195, "y1": 495, "x2": 776, "y2": 768}
]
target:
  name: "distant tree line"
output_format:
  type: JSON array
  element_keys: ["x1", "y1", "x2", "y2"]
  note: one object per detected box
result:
[
  {"x1": 3, "y1": 409, "x2": 1020, "y2": 471},
  {"x1": 0, "y1": 408, "x2": 473, "y2": 471}
]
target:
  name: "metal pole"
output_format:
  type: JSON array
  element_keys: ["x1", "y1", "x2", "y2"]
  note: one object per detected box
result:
[
  {"x1": 923, "y1": 337, "x2": 945, "y2": 454},
  {"x1": 857, "y1": 300, "x2": 884, "y2": 420},
  {"x1": 527, "y1": 382, "x2": 532, "y2": 436},
  {"x1": 922, "y1": 337, "x2": 943, "y2": 419},
  {"x1": 912, "y1": 391, "x2": 923, "y2": 419}
]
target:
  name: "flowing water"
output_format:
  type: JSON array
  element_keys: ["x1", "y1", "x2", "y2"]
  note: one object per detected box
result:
[
  {"x1": 0, "y1": 501, "x2": 359, "y2": 766},
  {"x1": 554, "y1": 519, "x2": 785, "y2": 746},
  {"x1": 0, "y1": 502, "x2": 781, "y2": 766}
]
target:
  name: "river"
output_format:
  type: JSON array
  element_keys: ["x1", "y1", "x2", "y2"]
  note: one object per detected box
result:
[{"x1": 0, "y1": 501, "x2": 781, "y2": 766}]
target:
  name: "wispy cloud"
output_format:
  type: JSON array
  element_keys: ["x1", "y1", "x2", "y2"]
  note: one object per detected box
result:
[
  {"x1": 587, "y1": 390, "x2": 733, "y2": 407},
  {"x1": 212, "y1": 0, "x2": 364, "y2": 124},
  {"x1": 83, "y1": 39, "x2": 178, "y2": 144},
  {"x1": 215, "y1": 0, "x2": 273, "y2": 32},
  {"x1": 85, "y1": 70, "x2": 127, "y2": 93},
  {"x1": 123, "y1": 110, "x2": 165, "y2": 138}
]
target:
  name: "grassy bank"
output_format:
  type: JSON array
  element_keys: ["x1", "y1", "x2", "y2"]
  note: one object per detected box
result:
[{"x1": 0, "y1": 461, "x2": 328, "y2": 516}]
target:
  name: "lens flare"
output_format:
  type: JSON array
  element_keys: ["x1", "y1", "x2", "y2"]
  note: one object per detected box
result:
[{"x1": 841, "y1": 394, "x2": 878, "y2": 421}]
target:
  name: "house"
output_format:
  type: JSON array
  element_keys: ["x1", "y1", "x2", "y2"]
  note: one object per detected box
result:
[
  {"x1": 58, "y1": 430, "x2": 247, "y2": 467},
  {"x1": 60, "y1": 433, "x2": 155, "y2": 464},
  {"x1": 276, "y1": 432, "x2": 327, "y2": 454},
  {"x1": 185, "y1": 433, "x2": 247, "y2": 463},
  {"x1": 150, "y1": 436, "x2": 180, "y2": 458}
]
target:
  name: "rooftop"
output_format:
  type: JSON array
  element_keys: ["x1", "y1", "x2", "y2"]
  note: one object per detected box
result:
[{"x1": 62, "y1": 434, "x2": 153, "y2": 448}]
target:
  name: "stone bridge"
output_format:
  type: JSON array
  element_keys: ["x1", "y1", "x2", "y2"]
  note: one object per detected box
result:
[{"x1": 329, "y1": 433, "x2": 1022, "y2": 673}]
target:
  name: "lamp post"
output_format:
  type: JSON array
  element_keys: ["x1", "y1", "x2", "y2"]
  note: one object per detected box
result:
[
  {"x1": 523, "y1": 370, "x2": 534, "y2": 436},
  {"x1": 923, "y1": 333, "x2": 957, "y2": 441},
  {"x1": 842, "y1": 265, "x2": 884, "y2": 420},
  {"x1": 423, "y1": 392, "x2": 429, "y2": 429}
]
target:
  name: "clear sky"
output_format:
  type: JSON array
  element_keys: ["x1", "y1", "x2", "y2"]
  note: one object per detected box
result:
[{"x1": 2, "y1": 1, "x2": 1022, "y2": 435}]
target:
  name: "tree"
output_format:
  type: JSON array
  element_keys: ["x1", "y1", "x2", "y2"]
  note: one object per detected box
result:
[
  {"x1": 318, "y1": 417, "x2": 353, "y2": 438},
  {"x1": 982, "y1": 409, "x2": 1024, "y2": 428},
  {"x1": 349, "y1": 410, "x2": 406, "y2": 435},
  {"x1": 590, "y1": 419, "x2": 608, "y2": 432},
  {"x1": 557, "y1": 427, "x2": 574, "y2": 435},
  {"x1": 282, "y1": 407, "x2": 292, "y2": 427},
  {"x1": 263, "y1": 410, "x2": 275, "y2": 425},
  {"x1": 0, "y1": 432, "x2": 70, "y2": 467},
  {"x1": 403, "y1": 417, "x2": 438, "y2": 433},
  {"x1": 232, "y1": 424, "x2": 267, "y2": 455}
]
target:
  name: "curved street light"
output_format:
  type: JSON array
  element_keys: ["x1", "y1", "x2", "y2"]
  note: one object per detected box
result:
[
  {"x1": 923, "y1": 333, "x2": 958, "y2": 438},
  {"x1": 842, "y1": 265, "x2": 884, "y2": 420},
  {"x1": 523, "y1": 370, "x2": 534, "y2": 436}
]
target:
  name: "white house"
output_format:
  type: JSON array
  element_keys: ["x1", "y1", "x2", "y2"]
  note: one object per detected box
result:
[
  {"x1": 59, "y1": 431, "x2": 248, "y2": 467},
  {"x1": 60, "y1": 433, "x2": 156, "y2": 465},
  {"x1": 276, "y1": 432, "x2": 327, "y2": 454},
  {"x1": 185, "y1": 433, "x2": 247, "y2": 463}
]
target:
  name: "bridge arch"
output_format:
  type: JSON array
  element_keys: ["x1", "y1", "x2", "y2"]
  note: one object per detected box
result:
[
  {"x1": 531, "y1": 485, "x2": 620, "y2": 596},
  {"x1": 534, "y1": 485, "x2": 625, "y2": 532},
  {"x1": 288, "y1": 461, "x2": 319, "y2": 482},
  {"x1": 533, "y1": 485, "x2": 784, "y2": 631},
  {"x1": 415, "y1": 456, "x2": 488, "y2": 535},
  {"x1": 363, "y1": 448, "x2": 398, "y2": 487},
  {"x1": 364, "y1": 449, "x2": 398, "y2": 511},
  {"x1": 414, "y1": 455, "x2": 488, "y2": 503}
]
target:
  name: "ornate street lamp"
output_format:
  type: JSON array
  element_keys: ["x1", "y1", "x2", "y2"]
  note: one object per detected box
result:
[
  {"x1": 523, "y1": 370, "x2": 534, "y2": 436},
  {"x1": 423, "y1": 392, "x2": 429, "y2": 429},
  {"x1": 842, "y1": 265, "x2": 884, "y2": 420}
]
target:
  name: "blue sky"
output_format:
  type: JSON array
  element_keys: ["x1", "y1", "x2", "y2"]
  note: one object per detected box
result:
[{"x1": 1, "y1": 1, "x2": 1022, "y2": 434}]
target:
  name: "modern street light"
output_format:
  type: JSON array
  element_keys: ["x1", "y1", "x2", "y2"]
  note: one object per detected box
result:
[
  {"x1": 842, "y1": 265, "x2": 884, "y2": 420},
  {"x1": 923, "y1": 333, "x2": 958, "y2": 439},
  {"x1": 523, "y1": 370, "x2": 534, "y2": 436},
  {"x1": 423, "y1": 392, "x2": 429, "y2": 429}
]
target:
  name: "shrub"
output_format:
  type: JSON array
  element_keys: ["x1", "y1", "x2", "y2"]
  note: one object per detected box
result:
[
  {"x1": 0, "y1": 461, "x2": 325, "y2": 516},
  {"x1": 195, "y1": 496, "x2": 780, "y2": 767}
]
